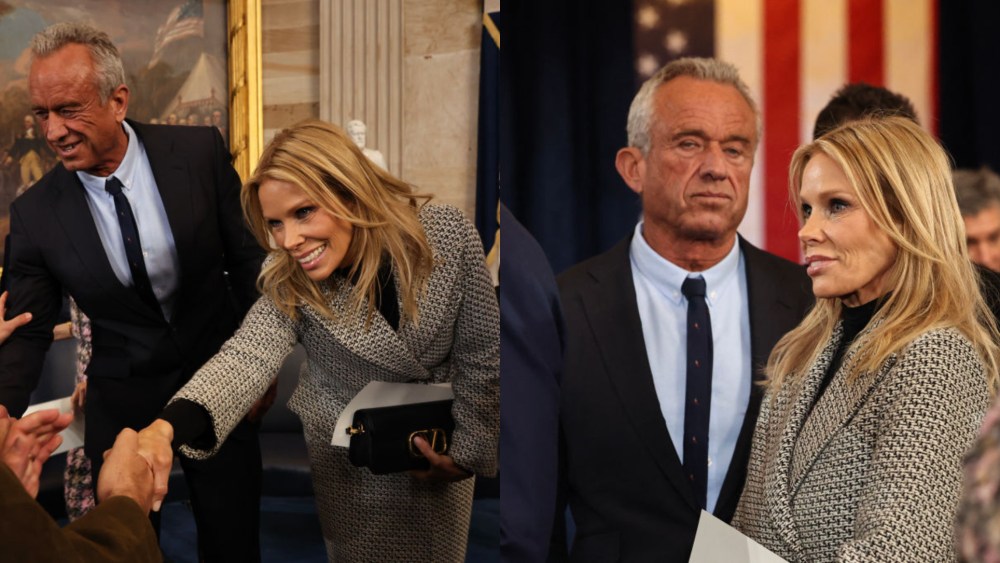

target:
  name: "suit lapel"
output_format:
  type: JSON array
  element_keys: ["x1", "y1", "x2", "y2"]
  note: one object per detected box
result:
[
  {"x1": 128, "y1": 120, "x2": 194, "y2": 294},
  {"x1": 312, "y1": 276, "x2": 428, "y2": 381},
  {"x1": 761, "y1": 328, "x2": 839, "y2": 558},
  {"x1": 51, "y1": 166, "x2": 158, "y2": 320},
  {"x1": 789, "y1": 324, "x2": 894, "y2": 495},
  {"x1": 582, "y1": 239, "x2": 701, "y2": 511}
]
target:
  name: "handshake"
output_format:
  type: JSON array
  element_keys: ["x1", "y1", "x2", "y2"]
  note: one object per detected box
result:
[{"x1": 0, "y1": 404, "x2": 176, "y2": 514}]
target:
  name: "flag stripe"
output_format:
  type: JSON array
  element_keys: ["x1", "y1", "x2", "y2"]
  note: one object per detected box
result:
[
  {"x1": 848, "y1": 0, "x2": 884, "y2": 85},
  {"x1": 885, "y1": 0, "x2": 934, "y2": 131},
  {"x1": 930, "y1": 0, "x2": 940, "y2": 135},
  {"x1": 763, "y1": 0, "x2": 801, "y2": 260},
  {"x1": 646, "y1": 1, "x2": 937, "y2": 261},
  {"x1": 716, "y1": 0, "x2": 764, "y2": 248},
  {"x1": 801, "y1": 0, "x2": 847, "y2": 144}
]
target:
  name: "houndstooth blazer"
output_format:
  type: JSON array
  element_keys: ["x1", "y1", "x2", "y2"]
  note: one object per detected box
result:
[
  {"x1": 167, "y1": 203, "x2": 498, "y2": 561},
  {"x1": 733, "y1": 323, "x2": 989, "y2": 562},
  {"x1": 171, "y1": 202, "x2": 499, "y2": 474}
]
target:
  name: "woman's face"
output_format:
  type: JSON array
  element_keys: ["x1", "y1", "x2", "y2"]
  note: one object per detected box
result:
[
  {"x1": 258, "y1": 178, "x2": 354, "y2": 282},
  {"x1": 798, "y1": 153, "x2": 898, "y2": 307}
]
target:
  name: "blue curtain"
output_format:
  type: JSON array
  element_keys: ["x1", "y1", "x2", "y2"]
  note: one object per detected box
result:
[
  {"x1": 502, "y1": 0, "x2": 638, "y2": 273},
  {"x1": 939, "y1": 0, "x2": 1000, "y2": 171}
]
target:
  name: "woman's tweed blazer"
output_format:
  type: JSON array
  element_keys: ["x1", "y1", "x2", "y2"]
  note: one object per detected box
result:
[
  {"x1": 733, "y1": 323, "x2": 989, "y2": 562},
  {"x1": 170, "y1": 203, "x2": 499, "y2": 562}
]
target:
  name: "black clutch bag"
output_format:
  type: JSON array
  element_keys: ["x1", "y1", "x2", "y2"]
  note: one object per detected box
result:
[{"x1": 346, "y1": 399, "x2": 455, "y2": 475}]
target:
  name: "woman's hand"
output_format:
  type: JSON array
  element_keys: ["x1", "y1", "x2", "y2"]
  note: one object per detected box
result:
[
  {"x1": 409, "y1": 436, "x2": 473, "y2": 482},
  {"x1": 135, "y1": 419, "x2": 174, "y2": 511}
]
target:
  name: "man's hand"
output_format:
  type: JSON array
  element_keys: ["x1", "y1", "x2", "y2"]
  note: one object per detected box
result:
[
  {"x1": 0, "y1": 291, "x2": 32, "y2": 344},
  {"x1": 136, "y1": 419, "x2": 174, "y2": 512},
  {"x1": 0, "y1": 405, "x2": 73, "y2": 498},
  {"x1": 98, "y1": 428, "x2": 156, "y2": 514},
  {"x1": 409, "y1": 436, "x2": 473, "y2": 482}
]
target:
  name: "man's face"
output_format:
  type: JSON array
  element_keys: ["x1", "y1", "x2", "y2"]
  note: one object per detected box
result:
[
  {"x1": 625, "y1": 76, "x2": 757, "y2": 247},
  {"x1": 29, "y1": 43, "x2": 128, "y2": 176},
  {"x1": 965, "y1": 204, "x2": 1000, "y2": 272}
]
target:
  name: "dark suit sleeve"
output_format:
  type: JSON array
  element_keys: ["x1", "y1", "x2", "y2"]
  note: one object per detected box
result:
[
  {"x1": 209, "y1": 127, "x2": 263, "y2": 316},
  {"x1": 0, "y1": 201, "x2": 64, "y2": 416},
  {"x1": 499, "y1": 205, "x2": 564, "y2": 563},
  {"x1": 0, "y1": 464, "x2": 160, "y2": 562}
]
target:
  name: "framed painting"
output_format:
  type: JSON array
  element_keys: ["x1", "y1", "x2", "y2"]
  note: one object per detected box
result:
[{"x1": 0, "y1": 0, "x2": 261, "y2": 263}]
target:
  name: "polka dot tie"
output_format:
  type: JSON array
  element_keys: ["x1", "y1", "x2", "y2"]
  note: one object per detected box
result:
[
  {"x1": 105, "y1": 176, "x2": 159, "y2": 313},
  {"x1": 681, "y1": 275, "x2": 712, "y2": 509}
]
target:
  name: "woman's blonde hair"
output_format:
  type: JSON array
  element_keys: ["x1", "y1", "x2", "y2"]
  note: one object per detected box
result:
[
  {"x1": 241, "y1": 119, "x2": 434, "y2": 323},
  {"x1": 766, "y1": 116, "x2": 1000, "y2": 394}
]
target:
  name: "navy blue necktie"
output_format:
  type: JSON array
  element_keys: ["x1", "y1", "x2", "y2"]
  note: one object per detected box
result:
[
  {"x1": 681, "y1": 276, "x2": 712, "y2": 508},
  {"x1": 105, "y1": 176, "x2": 159, "y2": 312}
]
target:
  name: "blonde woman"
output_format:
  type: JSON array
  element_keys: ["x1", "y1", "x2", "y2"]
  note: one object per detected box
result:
[
  {"x1": 137, "y1": 119, "x2": 499, "y2": 562},
  {"x1": 732, "y1": 117, "x2": 997, "y2": 561}
]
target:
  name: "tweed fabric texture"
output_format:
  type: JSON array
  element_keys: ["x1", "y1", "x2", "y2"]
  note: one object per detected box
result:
[
  {"x1": 171, "y1": 203, "x2": 499, "y2": 562},
  {"x1": 734, "y1": 324, "x2": 989, "y2": 562}
]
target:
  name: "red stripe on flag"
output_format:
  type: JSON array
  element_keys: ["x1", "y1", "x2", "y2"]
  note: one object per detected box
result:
[
  {"x1": 763, "y1": 0, "x2": 801, "y2": 262},
  {"x1": 930, "y1": 0, "x2": 940, "y2": 136},
  {"x1": 848, "y1": 0, "x2": 884, "y2": 85}
]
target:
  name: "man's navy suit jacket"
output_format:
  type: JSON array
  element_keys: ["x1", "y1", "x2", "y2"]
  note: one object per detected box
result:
[
  {"x1": 553, "y1": 235, "x2": 813, "y2": 562},
  {"x1": 0, "y1": 120, "x2": 263, "y2": 461}
]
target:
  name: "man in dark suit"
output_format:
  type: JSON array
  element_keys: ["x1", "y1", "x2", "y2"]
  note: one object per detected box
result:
[
  {"x1": 553, "y1": 58, "x2": 813, "y2": 562},
  {"x1": 500, "y1": 203, "x2": 564, "y2": 562},
  {"x1": 0, "y1": 23, "x2": 265, "y2": 561}
]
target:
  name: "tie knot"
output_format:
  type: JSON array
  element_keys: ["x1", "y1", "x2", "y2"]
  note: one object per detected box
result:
[
  {"x1": 681, "y1": 276, "x2": 707, "y2": 298},
  {"x1": 105, "y1": 176, "x2": 124, "y2": 196}
]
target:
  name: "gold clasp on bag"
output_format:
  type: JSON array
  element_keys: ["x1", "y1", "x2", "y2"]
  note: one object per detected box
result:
[
  {"x1": 346, "y1": 423, "x2": 366, "y2": 435},
  {"x1": 408, "y1": 428, "x2": 448, "y2": 457}
]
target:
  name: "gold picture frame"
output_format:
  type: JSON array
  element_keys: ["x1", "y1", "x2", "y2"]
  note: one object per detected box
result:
[{"x1": 226, "y1": 0, "x2": 263, "y2": 180}]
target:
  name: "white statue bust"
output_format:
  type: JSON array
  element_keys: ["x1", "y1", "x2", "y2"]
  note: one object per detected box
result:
[{"x1": 346, "y1": 119, "x2": 387, "y2": 170}]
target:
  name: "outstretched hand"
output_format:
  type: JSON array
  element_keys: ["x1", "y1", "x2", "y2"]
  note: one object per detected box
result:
[
  {"x1": 135, "y1": 419, "x2": 175, "y2": 512},
  {"x1": 409, "y1": 436, "x2": 472, "y2": 482},
  {"x1": 0, "y1": 291, "x2": 32, "y2": 344},
  {"x1": 98, "y1": 428, "x2": 157, "y2": 514},
  {"x1": 0, "y1": 405, "x2": 73, "y2": 498}
]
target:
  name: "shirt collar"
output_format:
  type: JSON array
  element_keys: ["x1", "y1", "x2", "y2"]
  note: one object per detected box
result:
[
  {"x1": 76, "y1": 120, "x2": 140, "y2": 192},
  {"x1": 629, "y1": 220, "x2": 741, "y2": 305}
]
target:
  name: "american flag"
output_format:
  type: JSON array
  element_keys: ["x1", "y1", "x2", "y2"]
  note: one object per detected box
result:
[
  {"x1": 633, "y1": 0, "x2": 936, "y2": 262},
  {"x1": 148, "y1": 0, "x2": 205, "y2": 69}
]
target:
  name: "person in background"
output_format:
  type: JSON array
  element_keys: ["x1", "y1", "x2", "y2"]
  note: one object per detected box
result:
[
  {"x1": 136, "y1": 119, "x2": 499, "y2": 563},
  {"x1": 812, "y1": 82, "x2": 918, "y2": 140},
  {"x1": 954, "y1": 166, "x2": 1000, "y2": 274},
  {"x1": 733, "y1": 116, "x2": 996, "y2": 561},
  {"x1": 3, "y1": 114, "x2": 52, "y2": 195},
  {"x1": 0, "y1": 22, "x2": 266, "y2": 561},
  {"x1": 553, "y1": 57, "x2": 812, "y2": 561},
  {"x1": 499, "y1": 203, "x2": 563, "y2": 562},
  {"x1": 64, "y1": 299, "x2": 96, "y2": 520},
  {"x1": 0, "y1": 292, "x2": 158, "y2": 562},
  {"x1": 0, "y1": 408, "x2": 161, "y2": 562}
]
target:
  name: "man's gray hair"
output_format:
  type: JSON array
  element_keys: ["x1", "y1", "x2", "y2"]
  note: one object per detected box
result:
[
  {"x1": 954, "y1": 166, "x2": 1000, "y2": 217},
  {"x1": 626, "y1": 57, "x2": 760, "y2": 155},
  {"x1": 30, "y1": 22, "x2": 126, "y2": 104}
]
